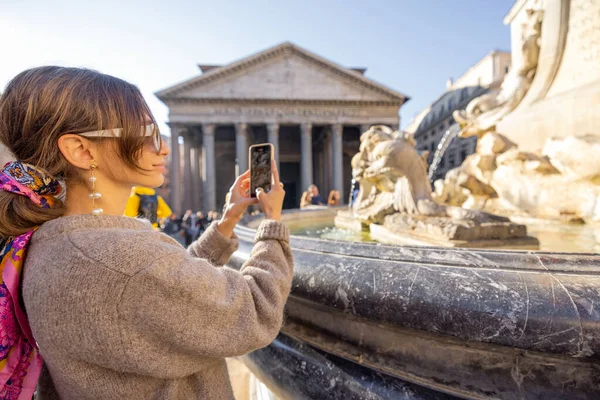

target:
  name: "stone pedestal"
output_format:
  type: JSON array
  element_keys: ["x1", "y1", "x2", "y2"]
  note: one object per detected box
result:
[{"x1": 370, "y1": 214, "x2": 539, "y2": 249}]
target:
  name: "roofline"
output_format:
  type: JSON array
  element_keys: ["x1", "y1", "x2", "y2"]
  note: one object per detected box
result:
[
  {"x1": 155, "y1": 41, "x2": 409, "y2": 104},
  {"x1": 159, "y1": 97, "x2": 406, "y2": 107},
  {"x1": 449, "y1": 50, "x2": 511, "y2": 90}
]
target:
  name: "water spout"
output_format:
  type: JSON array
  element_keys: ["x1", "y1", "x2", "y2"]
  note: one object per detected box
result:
[{"x1": 428, "y1": 124, "x2": 460, "y2": 181}]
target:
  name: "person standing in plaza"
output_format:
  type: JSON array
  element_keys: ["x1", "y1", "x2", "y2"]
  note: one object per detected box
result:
[
  {"x1": 123, "y1": 186, "x2": 172, "y2": 229},
  {"x1": 0, "y1": 66, "x2": 291, "y2": 400}
]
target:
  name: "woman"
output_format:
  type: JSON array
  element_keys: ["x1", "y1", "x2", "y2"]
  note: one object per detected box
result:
[{"x1": 0, "y1": 66, "x2": 291, "y2": 400}]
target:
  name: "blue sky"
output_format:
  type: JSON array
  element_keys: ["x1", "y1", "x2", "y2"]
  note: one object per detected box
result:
[{"x1": 1, "y1": 0, "x2": 514, "y2": 133}]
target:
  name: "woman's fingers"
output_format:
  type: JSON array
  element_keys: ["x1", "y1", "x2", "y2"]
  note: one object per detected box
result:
[
  {"x1": 231, "y1": 171, "x2": 251, "y2": 191},
  {"x1": 271, "y1": 159, "x2": 280, "y2": 186}
]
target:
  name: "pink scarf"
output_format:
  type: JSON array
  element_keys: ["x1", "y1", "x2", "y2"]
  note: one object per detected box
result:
[{"x1": 0, "y1": 161, "x2": 63, "y2": 399}]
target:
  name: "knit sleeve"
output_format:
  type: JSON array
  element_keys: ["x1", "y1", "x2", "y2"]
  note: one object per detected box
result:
[
  {"x1": 187, "y1": 222, "x2": 239, "y2": 266},
  {"x1": 117, "y1": 220, "x2": 293, "y2": 378}
]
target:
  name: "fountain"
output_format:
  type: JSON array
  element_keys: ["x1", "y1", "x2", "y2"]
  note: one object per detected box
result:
[
  {"x1": 227, "y1": 1, "x2": 600, "y2": 398},
  {"x1": 334, "y1": 125, "x2": 539, "y2": 249},
  {"x1": 437, "y1": 0, "x2": 600, "y2": 224},
  {"x1": 427, "y1": 124, "x2": 460, "y2": 181}
]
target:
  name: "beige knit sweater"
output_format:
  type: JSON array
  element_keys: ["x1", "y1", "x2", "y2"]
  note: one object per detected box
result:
[{"x1": 22, "y1": 214, "x2": 293, "y2": 400}]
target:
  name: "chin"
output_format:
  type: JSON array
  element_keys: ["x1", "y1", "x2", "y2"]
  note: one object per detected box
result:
[{"x1": 138, "y1": 174, "x2": 165, "y2": 189}]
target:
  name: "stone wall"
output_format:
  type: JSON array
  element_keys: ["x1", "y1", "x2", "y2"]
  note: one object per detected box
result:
[{"x1": 497, "y1": 0, "x2": 600, "y2": 151}]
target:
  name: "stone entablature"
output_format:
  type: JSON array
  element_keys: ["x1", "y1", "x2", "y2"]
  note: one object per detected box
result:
[{"x1": 166, "y1": 102, "x2": 401, "y2": 126}]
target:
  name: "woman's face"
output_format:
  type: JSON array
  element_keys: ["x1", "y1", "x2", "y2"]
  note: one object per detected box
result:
[{"x1": 100, "y1": 131, "x2": 170, "y2": 189}]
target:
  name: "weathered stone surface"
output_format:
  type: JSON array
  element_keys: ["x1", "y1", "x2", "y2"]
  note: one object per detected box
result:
[
  {"x1": 498, "y1": 0, "x2": 600, "y2": 151},
  {"x1": 543, "y1": 134, "x2": 600, "y2": 181},
  {"x1": 432, "y1": 169, "x2": 470, "y2": 207},
  {"x1": 491, "y1": 161, "x2": 600, "y2": 222},
  {"x1": 476, "y1": 131, "x2": 516, "y2": 155},
  {"x1": 373, "y1": 213, "x2": 538, "y2": 249}
]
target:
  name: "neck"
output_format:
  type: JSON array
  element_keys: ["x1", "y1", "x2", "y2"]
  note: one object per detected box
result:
[{"x1": 64, "y1": 177, "x2": 131, "y2": 217}]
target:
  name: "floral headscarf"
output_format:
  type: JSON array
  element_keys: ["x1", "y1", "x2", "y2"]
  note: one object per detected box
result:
[{"x1": 0, "y1": 161, "x2": 64, "y2": 399}]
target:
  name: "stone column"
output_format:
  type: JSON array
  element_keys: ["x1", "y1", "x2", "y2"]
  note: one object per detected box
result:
[
  {"x1": 360, "y1": 124, "x2": 371, "y2": 134},
  {"x1": 267, "y1": 123, "x2": 280, "y2": 169},
  {"x1": 183, "y1": 131, "x2": 193, "y2": 211},
  {"x1": 235, "y1": 123, "x2": 249, "y2": 174},
  {"x1": 332, "y1": 123, "x2": 344, "y2": 201},
  {"x1": 202, "y1": 124, "x2": 217, "y2": 212},
  {"x1": 169, "y1": 125, "x2": 182, "y2": 215},
  {"x1": 190, "y1": 144, "x2": 202, "y2": 211},
  {"x1": 300, "y1": 123, "x2": 313, "y2": 192}
]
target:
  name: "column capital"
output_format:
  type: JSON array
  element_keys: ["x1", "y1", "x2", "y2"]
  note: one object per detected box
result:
[
  {"x1": 267, "y1": 122, "x2": 279, "y2": 134},
  {"x1": 202, "y1": 123, "x2": 216, "y2": 136},
  {"x1": 300, "y1": 123, "x2": 312, "y2": 135},
  {"x1": 235, "y1": 123, "x2": 248, "y2": 134},
  {"x1": 332, "y1": 123, "x2": 343, "y2": 135},
  {"x1": 169, "y1": 123, "x2": 188, "y2": 136}
]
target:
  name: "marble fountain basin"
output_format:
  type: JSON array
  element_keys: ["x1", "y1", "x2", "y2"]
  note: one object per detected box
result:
[{"x1": 228, "y1": 208, "x2": 600, "y2": 400}]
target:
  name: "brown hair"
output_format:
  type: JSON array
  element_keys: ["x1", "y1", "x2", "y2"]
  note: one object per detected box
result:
[{"x1": 0, "y1": 66, "x2": 158, "y2": 237}]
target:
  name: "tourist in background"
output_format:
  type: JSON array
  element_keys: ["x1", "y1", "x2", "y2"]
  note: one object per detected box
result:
[
  {"x1": 123, "y1": 186, "x2": 172, "y2": 229},
  {"x1": 194, "y1": 211, "x2": 207, "y2": 240},
  {"x1": 300, "y1": 184, "x2": 325, "y2": 208},
  {"x1": 181, "y1": 209, "x2": 195, "y2": 246},
  {"x1": 0, "y1": 66, "x2": 291, "y2": 399},
  {"x1": 328, "y1": 190, "x2": 341, "y2": 206},
  {"x1": 162, "y1": 213, "x2": 184, "y2": 245}
]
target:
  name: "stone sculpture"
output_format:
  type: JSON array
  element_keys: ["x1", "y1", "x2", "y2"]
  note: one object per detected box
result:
[
  {"x1": 335, "y1": 126, "x2": 538, "y2": 248},
  {"x1": 453, "y1": 8, "x2": 543, "y2": 139},
  {"x1": 435, "y1": 131, "x2": 600, "y2": 223}
]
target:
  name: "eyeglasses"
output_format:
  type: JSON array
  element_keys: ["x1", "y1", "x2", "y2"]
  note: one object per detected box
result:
[{"x1": 78, "y1": 124, "x2": 162, "y2": 152}]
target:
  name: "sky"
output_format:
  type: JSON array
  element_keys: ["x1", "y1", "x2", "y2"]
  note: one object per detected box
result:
[{"x1": 0, "y1": 0, "x2": 514, "y2": 134}]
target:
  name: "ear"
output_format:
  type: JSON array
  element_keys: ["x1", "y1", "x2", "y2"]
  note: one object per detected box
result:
[{"x1": 57, "y1": 134, "x2": 97, "y2": 170}]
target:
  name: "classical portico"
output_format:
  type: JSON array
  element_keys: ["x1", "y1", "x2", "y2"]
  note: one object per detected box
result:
[{"x1": 157, "y1": 42, "x2": 408, "y2": 213}]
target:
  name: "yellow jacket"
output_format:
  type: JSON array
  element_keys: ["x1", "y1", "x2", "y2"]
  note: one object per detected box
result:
[{"x1": 124, "y1": 187, "x2": 172, "y2": 228}]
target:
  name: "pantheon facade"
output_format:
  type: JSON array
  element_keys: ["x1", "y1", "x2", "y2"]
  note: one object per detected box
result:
[{"x1": 157, "y1": 42, "x2": 408, "y2": 214}]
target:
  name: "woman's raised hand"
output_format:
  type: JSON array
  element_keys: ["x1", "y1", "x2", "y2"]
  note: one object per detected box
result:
[
  {"x1": 256, "y1": 159, "x2": 285, "y2": 222},
  {"x1": 217, "y1": 170, "x2": 258, "y2": 237}
]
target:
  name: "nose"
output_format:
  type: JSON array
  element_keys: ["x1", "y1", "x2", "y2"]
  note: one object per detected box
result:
[{"x1": 161, "y1": 137, "x2": 171, "y2": 156}]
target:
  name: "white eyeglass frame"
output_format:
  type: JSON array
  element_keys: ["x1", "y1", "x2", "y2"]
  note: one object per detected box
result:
[{"x1": 78, "y1": 124, "x2": 161, "y2": 152}]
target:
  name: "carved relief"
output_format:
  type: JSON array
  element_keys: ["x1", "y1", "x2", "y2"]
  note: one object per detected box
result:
[{"x1": 547, "y1": 0, "x2": 600, "y2": 95}]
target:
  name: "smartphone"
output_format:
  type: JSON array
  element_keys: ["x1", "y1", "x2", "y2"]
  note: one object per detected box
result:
[{"x1": 249, "y1": 143, "x2": 274, "y2": 198}]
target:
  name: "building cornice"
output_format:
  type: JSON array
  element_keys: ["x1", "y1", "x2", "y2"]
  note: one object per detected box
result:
[{"x1": 162, "y1": 97, "x2": 405, "y2": 107}]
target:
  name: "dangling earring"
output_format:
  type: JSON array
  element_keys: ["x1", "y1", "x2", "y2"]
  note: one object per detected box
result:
[{"x1": 89, "y1": 161, "x2": 103, "y2": 216}]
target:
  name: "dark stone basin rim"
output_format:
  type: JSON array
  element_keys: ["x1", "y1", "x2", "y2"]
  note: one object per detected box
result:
[
  {"x1": 230, "y1": 236, "x2": 600, "y2": 358},
  {"x1": 278, "y1": 298, "x2": 600, "y2": 399}
]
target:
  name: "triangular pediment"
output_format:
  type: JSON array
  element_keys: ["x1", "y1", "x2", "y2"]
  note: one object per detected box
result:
[{"x1": 156, "y1": 42, "x2": 408, "y2": 104}]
